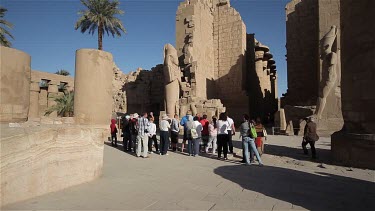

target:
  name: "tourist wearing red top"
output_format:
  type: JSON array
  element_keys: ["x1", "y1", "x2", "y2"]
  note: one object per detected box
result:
[
  {"x1": 110, "y1": 119, "x2": 118, "y2": 147},
  {"x1": 200, "y1": 114, "x2": 209, "y2": 152}
]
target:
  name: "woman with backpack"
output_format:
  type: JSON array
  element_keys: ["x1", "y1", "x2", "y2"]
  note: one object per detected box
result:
[{"x1": 240, "y1": 115, "x2": 264, "y2": 166}]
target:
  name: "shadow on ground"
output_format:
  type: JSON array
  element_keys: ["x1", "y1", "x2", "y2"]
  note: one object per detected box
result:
[
  {"x1": 264, "y1": 143, "x2": 332, "y2": 164},
  {"x1": 214, "y1": 165, "x2": 375, "y2": 210}
]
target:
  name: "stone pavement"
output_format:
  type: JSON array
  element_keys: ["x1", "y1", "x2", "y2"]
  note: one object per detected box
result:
[{"x1": 3, "y1": 135, "x2": 375, "y2": 210}]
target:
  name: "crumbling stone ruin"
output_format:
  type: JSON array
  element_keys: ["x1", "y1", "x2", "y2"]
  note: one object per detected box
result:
[
  {"x1": 280, "y1": 0, "x2": 342, "y2": 136},
  {"x1": 111, "y1": 0, "x2": 279, "y2": 124}
]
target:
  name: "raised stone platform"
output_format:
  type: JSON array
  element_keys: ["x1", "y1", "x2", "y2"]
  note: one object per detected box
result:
[
  {"x1": 0, "y1": 123, "x2": 107, "y2": 206},
  {"x1": 332, "y1": 131, "x2": 375, "y2": 169}
]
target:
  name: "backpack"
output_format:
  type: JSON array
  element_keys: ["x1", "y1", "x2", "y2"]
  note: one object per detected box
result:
[
  {"x1": 248, "y1": 123, "x2": 257, "y2": 139},
  {"x1": 190, "y1": 128, "x2": 198, "y2": 139}
]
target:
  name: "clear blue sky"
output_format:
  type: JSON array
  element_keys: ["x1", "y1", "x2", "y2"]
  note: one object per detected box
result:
[{"x1": 3, "y1": 0, "x2": 289, "y2": 96}]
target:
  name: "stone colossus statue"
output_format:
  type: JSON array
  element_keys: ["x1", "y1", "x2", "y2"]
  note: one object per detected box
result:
[
  {"x1": 315, "y1": 25, "x2": 340, "y2": 119},
  {"x1": 163, "y1": 44, "x2": 181, "y2": 118}
]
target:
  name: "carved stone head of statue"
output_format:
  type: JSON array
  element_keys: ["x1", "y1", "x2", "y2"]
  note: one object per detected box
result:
[{"x1": 320, "y1": 25, "x2": 337, "y2": 57}]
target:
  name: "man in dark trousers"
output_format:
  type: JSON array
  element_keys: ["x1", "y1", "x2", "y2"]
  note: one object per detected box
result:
[
  {"x1": 122, "y1": 115, "x2": 131, "y2": 151},
  {"x1": 302, "y1": 116, "x2": 319, "y2": 159}
]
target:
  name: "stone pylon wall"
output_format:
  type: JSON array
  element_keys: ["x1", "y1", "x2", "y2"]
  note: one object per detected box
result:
[
  {"x1": 176, "y1": 0, "x2": 215, "y2": 99},
  {"x1": 213, "y1": 1, "x2": 248, "y2": 123},
  {"x1": 175, "y1": 0, "x2": 248, "y2": 123}
]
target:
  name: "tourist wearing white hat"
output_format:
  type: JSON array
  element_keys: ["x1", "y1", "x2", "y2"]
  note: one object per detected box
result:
[
  {"x1": 121, "y1": 114, "x2": 131, "y2": 151},
  {"x1": 159, "y1": 114, "x2": 171, "y2": 155}
]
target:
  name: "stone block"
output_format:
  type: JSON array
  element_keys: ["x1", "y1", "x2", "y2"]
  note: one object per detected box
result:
[
  {"x1": 332, "y1": 131, "x2": 375, "y2": 169},
  {"x1": 0, "y1": 125, "x2": 106, "y2": 206}
]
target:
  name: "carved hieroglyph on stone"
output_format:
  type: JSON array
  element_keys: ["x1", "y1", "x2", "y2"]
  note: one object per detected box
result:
[
  {"x1": 314, "y1": 25, "x2": 339, "y2": 119},
  {"x1": 163, "y1": 44, "x2": 181, "y2": 117}
]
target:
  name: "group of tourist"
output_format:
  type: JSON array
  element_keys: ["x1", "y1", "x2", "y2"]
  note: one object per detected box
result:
[{"x1": 109, "y1": 110, "x2": 268, "y2": 166}]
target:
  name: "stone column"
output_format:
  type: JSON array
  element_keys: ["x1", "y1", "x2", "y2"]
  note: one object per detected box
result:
[
  {"x1": 331, "y1": 0, "x2": 375, "y2": 169},
  {"x1": 74, "y1": 49, "x2": 114, "y2": 125},
  {"x1": 28, "y1": 81, "x2": 40, "y2": 118},
  {"x1": 0, "y1": 46, "x2": 31, "y2": 123},
  {"x1": 47, "y1": 81, "x2": 59, "y2": 118},
  {"x1": 254, "y1": 50, "x2": 265, "y2": 95}
]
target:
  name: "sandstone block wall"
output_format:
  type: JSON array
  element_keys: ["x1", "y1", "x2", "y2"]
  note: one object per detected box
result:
[
  {"x1": 0, "y1": 124, "x2": 106, "y2": 206},
  {"x1": 29, "y1": 70, "x2": 74, "y2": 118},
  {"x1": 176, "y1": 0, "x2": 215, "y2": 99},
  {"x1": 213, "y1": 2, "x2": 248, "y2": 123},
  {"x1": 285, "y1": 0, "x2": 319, "y2": 106},
  {"x1": 74, "y1": 49, "x2": 114, "y2": 125},
  {"x1": 0, "y1": 46, "x2": 31, "y2": 123}
]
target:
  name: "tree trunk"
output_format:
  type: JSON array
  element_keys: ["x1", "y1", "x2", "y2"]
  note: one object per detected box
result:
[{"x1": 98, "y1": 23, "x2": 103, "y2": 50}]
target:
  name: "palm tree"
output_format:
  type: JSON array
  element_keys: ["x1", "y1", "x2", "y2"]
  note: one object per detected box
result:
[
  {"x1": 55, "y1": 69, "x2": 70, "y2": 76},
  {"x1": 0, "y1": 6, "x2": 14, "y2": 47},
  {"x1": 75, "y1": 0, "x2": 126, "y2": 50},
  {"x1": 45, "y1": 91, "x2": 74, "y2": 117}
]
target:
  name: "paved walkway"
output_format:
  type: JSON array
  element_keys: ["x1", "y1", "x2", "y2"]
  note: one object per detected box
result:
[{"x1": 3, "y1": 135, "x2": 375, "y2": 210}]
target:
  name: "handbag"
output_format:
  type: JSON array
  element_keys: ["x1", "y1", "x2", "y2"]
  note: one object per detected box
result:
[{"x1": 262, "y1": 128, "x2": 267, "y2": 137}]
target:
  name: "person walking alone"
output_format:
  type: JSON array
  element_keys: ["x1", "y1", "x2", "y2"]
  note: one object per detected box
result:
[{"x1": 302, "y1": 116, "x2": 319, "y2": 159}]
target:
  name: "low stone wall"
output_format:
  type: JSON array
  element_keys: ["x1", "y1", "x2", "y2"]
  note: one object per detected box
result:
[{"x1": 0, "y1": 123, "x2": 107, "y2": 207}]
